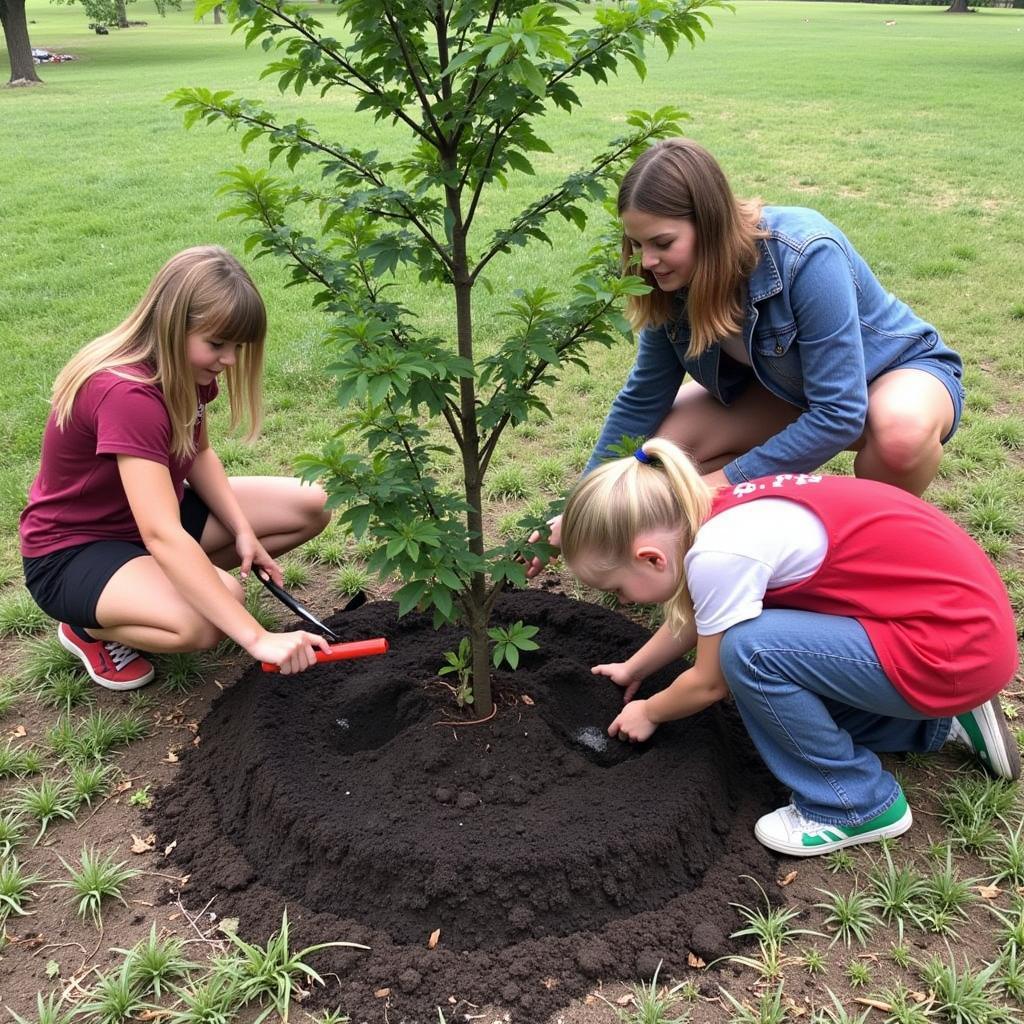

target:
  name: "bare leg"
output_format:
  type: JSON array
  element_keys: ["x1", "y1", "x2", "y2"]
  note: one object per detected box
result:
[
  {"x1": 851, "y1": 369, "x2": 955, "y2": 497},
  {"x1": 90, "y1": 559, "x2": 244, "y2": 652},
  {"x1": 654, "y1": 380, "x2": 801, "y2": 472},
  {"x1": 198, "y1": 477, "x2": 330, "y2": 569}
]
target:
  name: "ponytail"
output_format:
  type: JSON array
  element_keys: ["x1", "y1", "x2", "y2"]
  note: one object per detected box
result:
[{"x1": 561, "y1": 438, "x2": 711, "y2": 637}]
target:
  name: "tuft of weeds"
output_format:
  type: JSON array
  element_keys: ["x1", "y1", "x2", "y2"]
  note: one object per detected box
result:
[
  {"x1": 156, "y1": 652, "x2": 206, "y2": 694},
  {"x1": 825, "y1": 849, "x2": 857, "y2": 874},
  {"x1": 311, "y1": 1012, "x2": 350, "y2": 1024},
  {"x1": 890, "y1": 941, "x2": 913, "y2": 970},
  {"x1": 730, "y1": 879, "x2": 820, "y2": 949},
  {"x1": 0, "y1": 855, "x2": 40, "y2": 923},
  {"x1": 69, "y1": 760, "x2": 115, "y2": 807},
  {"x1": 985, "y1": 819, "x2": 1024, "y2": 887},
  {"x1": 719, "y1": 982, "x2": 786, "y2": 1024},
  {"x1": 921, "y1": 847, "x2": 977, "y2": 932},
  {"x1": 166, "y1": 973, "x2": 241, "y2": 1024},
  {"x1": 217, "y1": 909, "x2": 368, "y2": 1024},
  {"x1": 811, "y1": 989, "x2": 871, "y2": 1023},
  {"x1": 0, "y1": 587, "x2": 50, "y2": 638},
  {"x1": 0, "y1": 738, "x2": 41, "y2": 779},
  {"x1": 918, "y1": 954, "x2": 1012, "y2": 1024},
  {"x1": 34, "y1": 669, "x2": 93, "y2": 714},
  {"x1": 114, "y1": 923, "x2": 196, "y2": 999},
  {"x1": 817, "y1": 887, "x2": 881, "y2": 948},
  {"x1": 129, "y1": 785, "x2": 153, "y2": 809},
  {"x1": 305, "y1": 535, "x2": 347, "y2": 568},
  {"x1": 939, "y1": 776, "x2": 1016, "y2": 854},
  {"x1": 8, "y1": 992, "x2": 75, "y2": 1024},
  {"x1": 995, "y1": 947, "x2": 1024, "y2": 1003},
  {"x1": 486, "y1": 466, "x2": 528, "y2": 501},
  {"x1": 866, "y1": 846, "x2": 928, "y2": 929},
  {"x1": 988, "y1": 895, "x2": 1024, "y2": 955},
  {"x1": 802, "y1": 947, "x2": 828, "y2": 974},
  {"x1": 56, "y1": 845, "x2": 140, "y2": 929},
  {"x1": 0, "y1": 678, "x2": 20, "y2": 716},
  {"x1": 245, "y1": 586, "x2": 280, "y2": 631},
  {"x1": 0, "y1": 809, "x2": 26, "y2": 855},
  {"x1": 76, "y1": 957, "x2": 149, "y2": 1024},
  {"x1": 845, "y1": 960, "x2": 873, "y2": 988},
  {"x1": 872, "y1": 983, "x2": 934, "y2": 1024},
  {"x1": 334, "y1": 564, "x2": 371, "y2": 596},
  {"x1": 18, "y1": 634, "x2": 80, "y2": 686},
  {"x1": 609, "y1": 961, "x2": 690, "y2": 1024},
  {"x1": 14, "y1": 777, "x2": 77, "y2": 842},
  {"x1": 534, "y1": 457, "x2": 567, "y2": 492},
  {"x1": 281, "y1": 561, "x2": 311, "y2": 589}
]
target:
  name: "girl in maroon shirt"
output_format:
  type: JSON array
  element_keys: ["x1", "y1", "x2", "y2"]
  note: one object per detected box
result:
[{"x1": 21, "y1": 246, "x2": 331, "y2": 689}]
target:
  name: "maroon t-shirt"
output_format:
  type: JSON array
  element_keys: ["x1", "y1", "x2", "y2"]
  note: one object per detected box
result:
[{"x1": 19, "y1": 367, "x2": 218, "y2": 557}]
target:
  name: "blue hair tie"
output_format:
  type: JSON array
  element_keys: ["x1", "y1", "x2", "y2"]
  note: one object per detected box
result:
[{"x1": 633, "y1": 448, "x2": 654, "y2": 464}]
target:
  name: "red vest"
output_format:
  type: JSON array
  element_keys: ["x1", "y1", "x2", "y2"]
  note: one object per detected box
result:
[{"x1": 708, "y1": 474, "x2": 1018, "y2": 715}]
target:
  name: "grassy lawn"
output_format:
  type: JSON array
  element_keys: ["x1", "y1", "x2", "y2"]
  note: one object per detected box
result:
[{"x1": 2, "y1": 0, "x2": 1024, "y2": 1020}]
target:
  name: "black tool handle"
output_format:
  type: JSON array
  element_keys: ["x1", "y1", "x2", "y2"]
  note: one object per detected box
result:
[{"x1": 254, "y1": 569, "x2": 341, "y2": 641}]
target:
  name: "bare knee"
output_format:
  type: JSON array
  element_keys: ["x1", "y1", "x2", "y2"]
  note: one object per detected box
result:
[
  {"x1": 173, "y1": 616, "x2": 225, "y2": 652},
  {"x1": 217, "y1": 569, "x2": 245, "y2": 603},
  {"x1": 302, "y1": 483, "x2": 331, "y2": 539},
  {"x1": 864, "y1": 413, "x2": 940, "y2": 476}
]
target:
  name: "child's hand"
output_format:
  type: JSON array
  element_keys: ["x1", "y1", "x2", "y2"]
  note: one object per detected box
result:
[
  {"x1": 249, "y1": 630, "x2": 331, "y2": 675},
  {"x1": 608, "y1": 700, "x2": 657, "y2": 743},
  {"x1": 524, "y1": 515, "x2": 562, "y2": 579},
  {"x1": 592, "y1": 662, "x2": 644, "y2": 702},
  {"x1": 236, "y1": 531, "x2": 282, "y2": 584}
]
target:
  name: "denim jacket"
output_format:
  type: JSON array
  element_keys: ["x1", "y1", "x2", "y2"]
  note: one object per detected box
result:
[{"x1": 586, "y1": 206, "x2": 962, "y2": 483}]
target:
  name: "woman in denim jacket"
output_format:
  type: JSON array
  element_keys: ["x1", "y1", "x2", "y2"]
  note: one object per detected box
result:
[{"x1": 528, "y1": 138, "x2": 963, "y2": 572}]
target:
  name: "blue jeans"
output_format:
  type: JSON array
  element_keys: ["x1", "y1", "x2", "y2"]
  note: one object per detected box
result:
[{"x1": 718, "y1": 609, "x2": 952, "y2": 826}]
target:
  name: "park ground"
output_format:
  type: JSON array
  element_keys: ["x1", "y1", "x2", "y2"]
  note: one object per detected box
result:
[{"x1": 2, "y1": 1, "x2": 1024, "y2": 1022}]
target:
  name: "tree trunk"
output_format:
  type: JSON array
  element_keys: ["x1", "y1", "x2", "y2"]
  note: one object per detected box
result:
[
  {"x1": 0, "y1": 0, "x2": 43, "y2": 85},
  {"x1": 945, "y1": 0, "x2": 972, "y2": 11},
  {"x1": 115, "y1": 0, "x2": 128, "y2": 27},
  {"x1": 213, "y1": 4, "x2": 223, "y2": 23}
]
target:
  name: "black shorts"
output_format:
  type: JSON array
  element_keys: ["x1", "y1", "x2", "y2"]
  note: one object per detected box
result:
[{"x1": 22, "y1": 489, "x2": 211, "y2": 630}]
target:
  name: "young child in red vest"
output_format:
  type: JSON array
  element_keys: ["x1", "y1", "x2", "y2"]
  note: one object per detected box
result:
[
  {"x1": 559, "y1": 437, "x2": 1019, "y2": 856},
  {"x1": 20, "y1": 246, "x2": 332, "y2": 689}
]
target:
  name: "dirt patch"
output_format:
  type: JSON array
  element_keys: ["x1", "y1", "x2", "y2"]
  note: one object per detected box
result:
[{"x1": 151, "y1": 590, "x2": 784, "y2": 1022}]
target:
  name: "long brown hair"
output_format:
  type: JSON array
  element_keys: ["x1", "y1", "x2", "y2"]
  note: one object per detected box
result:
[
  {"x1": 52, "y1": 246, "x2": 266, "y2": 459},
  {"x1": 618, "y1": 138, "x2": 765, "y2": 357},
  {"x1": 561, "y1": 438, "x2": 712, "y2": 639}
]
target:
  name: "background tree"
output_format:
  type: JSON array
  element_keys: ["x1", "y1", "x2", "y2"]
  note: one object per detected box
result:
[
  {"x1": 1, "y1": 0, "x2": 42, "y2": 85},
  {"x1": 51, "y1": 0, "x2": 181, "y2": 30},
  {"x1": 172, "y1": 0, "x2": 723, "y2": 717}
]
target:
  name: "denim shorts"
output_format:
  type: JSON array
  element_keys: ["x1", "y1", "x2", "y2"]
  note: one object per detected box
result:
[
  {"x1": 886, "y1": 348, "x2": 965, "y2": 445},
  {"x1": 22, "y1": 489, "x2": 211, "y2": 630}
]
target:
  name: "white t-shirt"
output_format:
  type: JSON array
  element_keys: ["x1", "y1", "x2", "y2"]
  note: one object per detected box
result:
[{"x1": 684, "y1": 500, "x2": 829, "y2": 636}]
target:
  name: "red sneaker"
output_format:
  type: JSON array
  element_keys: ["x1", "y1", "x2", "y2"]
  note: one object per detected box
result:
[{"x1": 57, "y1": 623, "x2": 155, "y2": 691}]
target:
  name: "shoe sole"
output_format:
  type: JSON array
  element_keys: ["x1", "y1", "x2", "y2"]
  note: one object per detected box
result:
[
  {"x1": 971, "y1": 699, "x2": 1022, "y2": 781},
  {"x1": 58, "y1": 626, "x2": 155, "y2": 691},
  {"x1": 754, "y1": 807, "x2": 913, "y2": 858}
]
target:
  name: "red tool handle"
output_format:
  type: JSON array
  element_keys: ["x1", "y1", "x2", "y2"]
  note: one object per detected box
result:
[{"x1": 261, "y1": 637, "x2": 389, "y2": 673}]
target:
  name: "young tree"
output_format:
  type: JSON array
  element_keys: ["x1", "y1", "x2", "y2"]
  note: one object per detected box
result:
[
  {"x1": 1, "y1": 0, "x2": 42, "y2": 85},
  {"x1": 171, "y1": 0, "x2": 724, "y2": 716}
]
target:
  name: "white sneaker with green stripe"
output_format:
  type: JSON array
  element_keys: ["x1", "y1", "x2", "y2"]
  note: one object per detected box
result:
[
  {"x1": 754, "y1": 791, "x2": 912, "y2": 857},
  {"x1": 947, "y1": 697, "x2": 1021, "y2": 781}
]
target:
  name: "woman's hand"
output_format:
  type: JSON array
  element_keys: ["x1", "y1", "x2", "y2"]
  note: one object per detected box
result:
[
  {"x1": 592, "y1": 661, "x2": 645, "y2": 702},
  {"x1": 608, "y1": 699, "x2": 658, "y2": 743},
  {"x1": 524, "y1": 515, "x2": 562, "y2": 579},
  {"x1": 248, "y1": 630, "x2": 331, "y2": 675},
  {"x1": 235, "y1": 530, "x2": 282, "y2": 584}
]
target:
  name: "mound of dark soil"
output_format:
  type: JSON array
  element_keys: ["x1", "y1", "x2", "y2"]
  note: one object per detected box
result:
[{"x1": 152, "y1": 591, "x2": 783, "y2": 1023}]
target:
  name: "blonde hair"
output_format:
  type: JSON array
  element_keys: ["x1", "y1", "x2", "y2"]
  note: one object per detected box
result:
[
  {"x1": 52, "y1": 246, "x2": 266, "y2": 459},
  {"x1": 562, "y1": 438, "x2": 712, "y2": 638},
  {"x1": 618, "y1": 138, "x2": 766, "y2": 357}
]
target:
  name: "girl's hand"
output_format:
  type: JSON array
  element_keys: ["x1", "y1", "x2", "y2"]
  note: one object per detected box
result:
[
  {"x1": 249, "y1": 630, "x2": 331, "y2": 675},
  {"x1": 525, "y1": 515, "x2": 562, "y2": 579},
  {"x1": 236, "y1": 531, "x2": 282, "y2": 584},
  {"x1": 608, "y1": 699, "x2": 657, "y2": 743},
  {"x1": 592, "y1": 662, "x2": 645, "y2": 702}
]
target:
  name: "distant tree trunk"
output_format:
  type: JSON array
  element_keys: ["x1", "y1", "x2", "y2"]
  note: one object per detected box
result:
[
  {"x1": 946, "y1": 0, "x2": 972, "y2": 10},
  {"x1": 0, "y1": 0, "x2": 42, "y2": 85},
  {"x1": 213, "y1": 4, "x2": 223, "y2": 22},
  {"x1": 115, "y1": 0, "x2": 128, "y2": 27}
]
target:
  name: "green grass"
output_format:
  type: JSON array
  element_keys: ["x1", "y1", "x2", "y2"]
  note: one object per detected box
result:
[{"x1": 2, "y1": 0, "x2": 1024, "y2": 587}]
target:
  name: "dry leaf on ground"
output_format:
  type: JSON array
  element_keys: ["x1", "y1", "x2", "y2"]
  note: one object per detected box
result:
[{"x1": 130, "y1": 833, "x2": 155, "y2": 854}]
